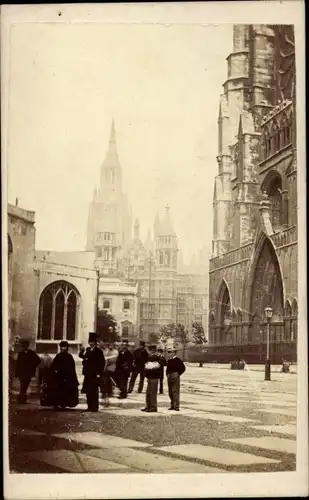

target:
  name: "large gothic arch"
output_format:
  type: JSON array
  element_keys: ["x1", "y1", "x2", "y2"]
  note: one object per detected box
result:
[
  {"x1": 243, "y1": 232, "x2": 284, "y2": 319},
  {"x1": 244, "y1": 233, "x2": 284, "y2": 347},
  {"x1": 215, "y1": 279, "x2": 232, "y2": 344}
]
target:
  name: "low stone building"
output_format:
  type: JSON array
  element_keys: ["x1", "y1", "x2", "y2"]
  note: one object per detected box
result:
[{"x1": 7, "y1": 203, "x2": 97, "y2": 354}]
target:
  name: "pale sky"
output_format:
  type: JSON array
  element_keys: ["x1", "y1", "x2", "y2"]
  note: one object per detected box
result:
[{"x1": 7, "y1": 22, "x2": 233, "y2": 263}]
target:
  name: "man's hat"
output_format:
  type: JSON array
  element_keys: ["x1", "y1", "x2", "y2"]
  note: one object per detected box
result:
[
  {"x1": 88, "y1": 332, "x2": 98, "y2": 343},
  {"x1": 148, "y1": 344, "x2": 157, "y2": 351},
  {"x1": 59, "y1": 340, "x2": 69, "y2": 348}
]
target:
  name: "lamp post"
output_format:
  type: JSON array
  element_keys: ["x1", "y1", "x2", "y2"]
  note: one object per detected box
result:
[
  {"x1": 94, "y1": 268, "x2": 100, "y2": 332},
  {"x1": 264, "y1": 306, "x2": 273, "y2": 381}
]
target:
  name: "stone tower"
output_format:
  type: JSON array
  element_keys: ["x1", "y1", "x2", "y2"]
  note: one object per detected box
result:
[
  {"x1": 212, "y1": 25, "x2": 278, "y2": 257},
  {"x1": 154, "y1": 206, "x2": 178, "y2": 325},
  {"x1": 86, "y1": 119, "x2": 131, "y2": 276}
]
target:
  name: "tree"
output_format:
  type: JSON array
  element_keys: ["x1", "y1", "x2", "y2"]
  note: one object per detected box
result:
[
  {"x1": 175, "y1": 323, "x2": 191, "y2": 359},
  {"x1": 158, "y1": 323, "x2": 177, "y2": 343},
  {"x1": 191, "y1": 322, "x2": 207, "y2": 344},
  {"x1": 148, "y1": 332, "x2": 160, "y2": 344},
  {"x1": 97, "y1": 310, "x2": 119, "y2": 343}
]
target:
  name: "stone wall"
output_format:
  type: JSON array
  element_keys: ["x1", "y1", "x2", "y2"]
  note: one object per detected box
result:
[{"x1": 8, "y1": 204, "x2": 37, "y2": 345}]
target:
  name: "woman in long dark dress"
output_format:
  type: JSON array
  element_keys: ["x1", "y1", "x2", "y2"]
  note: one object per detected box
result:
[{"x1": 41, "y1": 341, "x2": 79, "y2": 410}]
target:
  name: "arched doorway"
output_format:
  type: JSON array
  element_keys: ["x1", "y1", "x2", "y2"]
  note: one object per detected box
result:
[
  {"x1": 38, "y1": 281, "x2": 81, "y2": 342},
  {"x1": 249, "y1": 237, "x2": 284, "y2": 360},
  {"x1": 216, "y1": 279, "x2": 232, "y2": 345}
]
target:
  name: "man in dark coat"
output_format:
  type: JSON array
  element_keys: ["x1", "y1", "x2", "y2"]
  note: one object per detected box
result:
[
  {"x1": 128, "y1": 340, "x2": 149, "y2": 393},
  {"x1": 41, "y1": 341, "x2": 79, "y2": 410},
  {"x1": 115, "y1": 339, "x2": 133, "y2": 399},
  {"x1": 142, "y1": 345, "x2": 164, "y2": 412},
  {"x1": 15, "y1": 340, "x2": 41, "y2": 403},
  {"x1": 157, "y1": 347, "x2": 167, "y2": 394},
  {"x1": 79, "y1": 332, "x2": 105, "y2": 412},
  {"x1": 166, "y1": 348, "x2": 186, "y2": 411}
]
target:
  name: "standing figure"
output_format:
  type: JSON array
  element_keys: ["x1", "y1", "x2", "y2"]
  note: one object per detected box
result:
[
  {"x1": 38, "y1": 351, "x2": 53, "y2": 388},
  {"x1": 128, "y1": 341, "x2": 149, "y2": 393},
  {"x1": 101, "y1": 343, "x2": 119, "y2": 404},
  {"x1": 115, "y1": 340, "x2": 133, "y2": 399},
  {"x1": 15, "y1": 340, "x2": 41, "y2": 404},
  {"x1": 142, "y1": 345, "x2": 163, "y2": 413},
  {"x1": 41, "y1": 341, "x2": 79, "y2": 410},
  {"x1": 79, "y1": 332, "x2": 105, "y2": 412},
  {"x1": 166, "y1": 348, "x2": 186, "y2": 411},
  {"x1": 157, "y1": 348, "x2": 167, "y2": 394}
]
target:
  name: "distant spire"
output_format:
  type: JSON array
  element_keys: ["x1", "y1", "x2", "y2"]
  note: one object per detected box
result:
[
  {"x1": 106, "y1": 117, "x2": 118, "y2": 161},
  {"x1": 159, "y1": 205, "x2": 175, "y2": 236},
  {"x1": 100, "y1": 118, "x2": 121, "y2": 189},
  {"x1": 133, "y1": 218, "x2": 140, "y2": 241}
]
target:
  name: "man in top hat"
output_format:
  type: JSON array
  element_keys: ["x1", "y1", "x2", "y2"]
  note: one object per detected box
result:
[
  {"x1": 142, "y1": 344, "x2": 164, "y2": 412},
  {"x1": 166, "y1": 348, "x2": 186, "y2": 411},
  {"x1": 15, "y1": 340, "x2": 41, "y2": 404},
  {"x1": 79, "y1": 332, "x2": 105, "y2": 411},
  {"x1": 128, "y1": 340, "x2": 149, "y2": 394}
]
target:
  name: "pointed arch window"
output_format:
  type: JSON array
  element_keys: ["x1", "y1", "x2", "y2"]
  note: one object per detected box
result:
[
  {"x1": 262, "y1": 172, "x2": 284, "y2": 230},
  {"x1": 38, "y1": 281, "x2": 80, "y2": 341}
]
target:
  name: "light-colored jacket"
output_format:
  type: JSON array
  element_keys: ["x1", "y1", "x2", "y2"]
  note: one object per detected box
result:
[{"x1": 104, "y1": 348, "x2": 119, "y2": 373}]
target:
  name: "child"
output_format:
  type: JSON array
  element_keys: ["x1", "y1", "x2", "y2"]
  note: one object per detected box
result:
[{"x1": 166, "y1": 349, "x2": 186, "y2": 411}]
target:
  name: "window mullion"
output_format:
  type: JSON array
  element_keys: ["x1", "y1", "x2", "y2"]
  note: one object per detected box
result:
[
  {"x1": 63, "y1": 295, "x2": 68, "y2": 340},
  {"x1": 51, "y1": 290, "x2": 56, "y2": 340}
]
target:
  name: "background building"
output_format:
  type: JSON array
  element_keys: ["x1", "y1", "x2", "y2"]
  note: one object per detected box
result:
[
  {"x1": 86, "y1": 123, "x2": 209, "y2": 342},
  {"x1": 208, "y1": 25, "x2": 297, "y2": 363}
]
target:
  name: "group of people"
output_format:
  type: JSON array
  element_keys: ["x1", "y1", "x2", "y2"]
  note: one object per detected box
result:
[{"x1": 12, "y1": 333, "x2": 186, "y2": 413}]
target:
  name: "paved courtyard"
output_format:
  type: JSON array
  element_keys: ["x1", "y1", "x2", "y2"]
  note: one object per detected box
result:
[{"x1": 9, "y1": 364, "x2": 297, "y2": 474}]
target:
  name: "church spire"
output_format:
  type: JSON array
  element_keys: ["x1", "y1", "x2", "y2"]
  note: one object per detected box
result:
[{"x1": 100, "y1": 118, "x2": 121, "y2": 190}]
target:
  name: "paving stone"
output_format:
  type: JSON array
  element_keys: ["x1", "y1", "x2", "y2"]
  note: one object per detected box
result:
[
  {"x1": 186, "y1": 404, "x2": 240, "y2": 412},
  {"x1": 249, "y1": 401, "x2": 296, "y2": 408},
  {"x1": 259, "y1": 408, "x2": 296, "y2": 417},
  {"x1": 53, "y1": 431, "x2": 151, "y2": 448},
  {"x1": 226, "y1": 437, "x2": 296, "y2": 454},
  {"x1": 28, "y1": 450, "x2": 129, "y2": 472},
  {"x1": 86, "y1": 447, "x2": 226, "y2": 473},
  {"x1": 187, "y1": 412, "x2": 254, "y2": 423},
  {"x1": 250, "y1": 424, "x2": 297, "y2": 436},
  {"x1": 104, "y1": 408, "x2": 166, "y2": 417},
  {"x1": 156, "y1": 444, "x2": 280, "y2": 466}
]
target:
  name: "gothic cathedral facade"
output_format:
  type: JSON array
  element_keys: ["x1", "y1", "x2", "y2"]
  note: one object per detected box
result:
[
  {"x1": 209, "y1": 25, "x2": 297, "y2": 363},
  {"x1": 86, "y1": 121, "x2": 209, "y2": 342}
]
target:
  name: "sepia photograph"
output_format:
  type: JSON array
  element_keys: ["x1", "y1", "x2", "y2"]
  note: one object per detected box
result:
[{"x1": 2, "y1": 2, "x2": 307, "y2": 499}]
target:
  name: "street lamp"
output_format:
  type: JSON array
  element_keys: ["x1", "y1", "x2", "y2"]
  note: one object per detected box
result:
[{"x1": 264, "y1": 305, "x2": 273, "y2": 381}]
